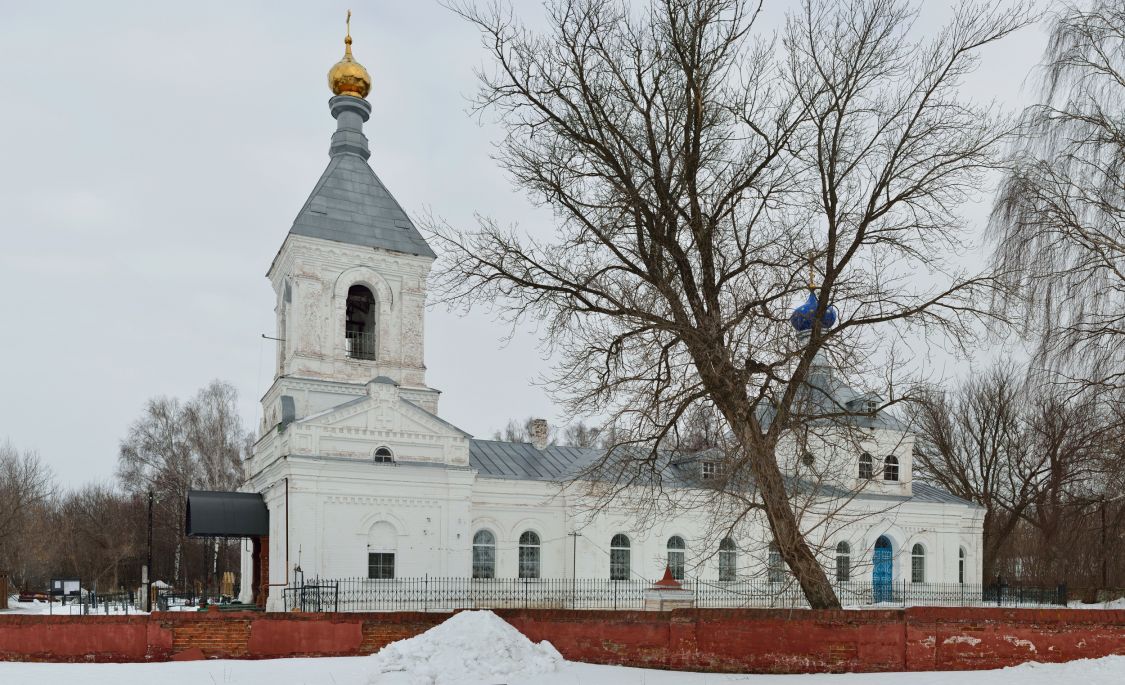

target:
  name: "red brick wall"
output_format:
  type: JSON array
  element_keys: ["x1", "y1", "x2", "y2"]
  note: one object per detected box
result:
[
  {"x1": 499, "y1": 608, "x2": 907, "y2": 673},
  {"x1": 1, "y1": 607, "x2": 1123, "y2": 672},
  {"x1": 906, "y1": 607, "x2": 1125, "y2": 671}
]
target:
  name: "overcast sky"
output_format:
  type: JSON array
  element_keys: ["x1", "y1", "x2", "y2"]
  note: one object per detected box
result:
[{"x1": 0, "y1": 1, "x2": 1047, "y2": 487}]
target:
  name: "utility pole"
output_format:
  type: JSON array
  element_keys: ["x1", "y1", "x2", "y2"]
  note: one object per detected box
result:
[
  {"x1": 567, "y1": 531, "x2": 581, "y2": 608},
  {"x1": 145, "y1": 491, "x2": 154, "y2": 611},
  {"x1": 1101, "y1": 494, "x2": 1108, "y2": 590}
]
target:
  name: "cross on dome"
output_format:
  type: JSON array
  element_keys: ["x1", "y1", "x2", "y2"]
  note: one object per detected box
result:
[{"x1": 328, "y1": 10, "x2": 372, "y2": 99}]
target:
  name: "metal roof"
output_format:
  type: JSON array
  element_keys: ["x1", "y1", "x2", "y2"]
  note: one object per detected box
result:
[
  {"x1": 909, "y1": 482, "x2": 978, "y2": 506},
  {"x1": 467, "y1": 439, "x2": 976, "y2": 507},
  {"x1": 288, "y1": 153, "x2": 436, "y2": 258},
  {"x1": 469, "y1": 440, "x2": 602, "y2": 481},
  {"x1": 185, "y1": 490, "x2": 269, "y2": 538}
]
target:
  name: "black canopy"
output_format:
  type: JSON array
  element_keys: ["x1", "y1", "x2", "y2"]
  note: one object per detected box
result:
[{"x1": 185, "y1": 490, "x2": 269, "y2": 538}]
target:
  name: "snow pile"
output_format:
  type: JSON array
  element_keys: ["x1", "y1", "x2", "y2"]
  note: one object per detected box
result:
[{"x1": 367, "y1": 611, "x2": 563, "y2": 685}]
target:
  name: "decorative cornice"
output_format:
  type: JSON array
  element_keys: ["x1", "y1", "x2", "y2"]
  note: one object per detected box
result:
[{"x1": 326, "y1": 494, "x2": 441, "y2": 508}]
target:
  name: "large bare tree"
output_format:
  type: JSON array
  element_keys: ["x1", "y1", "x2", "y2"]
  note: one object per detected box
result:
[
  {"x1": 0, "y1": 442, "x2": 54, "y2": 589},
  {"x1": 435, "y1": 0, "x2": 1032, "y2": 607},
  {"x1": 117, "y1": 380, "x2": 247, "y2": 586},
  {"x1": 990, "y1": 0, "x2": 1125, "y2": 388}
]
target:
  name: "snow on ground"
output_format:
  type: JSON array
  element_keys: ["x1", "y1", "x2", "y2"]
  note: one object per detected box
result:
[
  {"x1": 367, "y1": 610, "x2": 562, "y2": 684},
  {"x1": 0, "y1": 655, "x2": 1124, "y2": 685},
  {"x1": 1069, "y1": 598, "x2": 1125, "y2": 610}
]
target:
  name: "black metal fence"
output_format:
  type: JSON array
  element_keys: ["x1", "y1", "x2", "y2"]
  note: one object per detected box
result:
[
  {"x1": 155, "y1": 589, "x2": 242, "y2": 612},
  {"x1": 42, "y1": 590, "x2": 140, "y2": 615},
  {"x1": 281, "y1": 577, "x2": 1068, "y2": 612}
]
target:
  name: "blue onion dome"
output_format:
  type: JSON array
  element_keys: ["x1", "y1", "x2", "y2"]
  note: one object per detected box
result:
[{"x1": 790, "y1": 289, "x2": 838, "y2": 332}]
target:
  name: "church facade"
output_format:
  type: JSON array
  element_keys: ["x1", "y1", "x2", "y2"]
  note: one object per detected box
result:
[{"x1": 238, "y1": 24, "x2": 984, "y2": 611}]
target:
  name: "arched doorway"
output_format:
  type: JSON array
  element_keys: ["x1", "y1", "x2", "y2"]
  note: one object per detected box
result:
[{"x1": 873, "y1": 536, "x2": 893, "y2": 603}]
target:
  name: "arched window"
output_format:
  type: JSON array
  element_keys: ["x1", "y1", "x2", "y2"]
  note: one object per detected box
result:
[
  {"x1": 666, "y1": 535, "x2": 686, "y2": 580},
  {"x1": 859, "y1": 452, "x2": 874, "y2": 480},
  {"x1": 367, "y1": 521, "x2": 397, "y2": 579},
  {"x1": 883, "y1": 455, "x2": 899, "y2": 481},
  {"x1": 373, "y1": 447, "x2": 394, "y2": 463},
  {"x1": 718, "y1": 538, "x2": 737, "y2": 582},
  {"x1": 610, "y1": 534, "x2": 630, "y2": 580},
  {"x1": 911, "y1": 544, "x2": 926, "y2": 583},
  {"x1": 958, "y1": 547, "x2": 966, "y2": 584},
  {"x1": 345, "y1": 284, "x2": 377, "y2": 360},
  {"x1": 767, "y1": 543, "x2": 784, "y2": 583},
  {"x1": 472, "y1": 530, "x2": 495, "y2": 579},
  {"x1": 518, "y1": 531, "x2": 541, "y2": 579},
  {"x1": 835, "y1": 541, "x2": 851, "y2": 582}
]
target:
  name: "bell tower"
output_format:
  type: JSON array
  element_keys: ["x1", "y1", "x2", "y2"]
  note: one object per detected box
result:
[{"x1": 259, "y1": 13, "x2": 439, "y2": 435}]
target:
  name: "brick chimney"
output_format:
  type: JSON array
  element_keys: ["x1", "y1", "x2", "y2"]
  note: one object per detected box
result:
[{"x1": 530, "y1": 418, "x2": 549, "y2": 450}]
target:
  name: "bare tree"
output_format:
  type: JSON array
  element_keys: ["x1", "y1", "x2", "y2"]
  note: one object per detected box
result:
[
  {"x1": 54, "y1": 484, "x2": 142, "y2": 590},
  {"x1": 913, "y1": 365, "x2": 1046, "y2": 578},
  {"x1": 0, "y1": 442, "x2": 54, "y2": 589},
  {"x1": 990, "y1": 1, "x2": 1125, "y2": 388},
  {"x1": 561, "y1": 421, "x2": 603, "y2": 448},
  {"x1": 117, "y1": 380, "x2": 247, "y2": 585},
  {"x1": 491, "y1": 417, "x2": 603, "y2": 447},
  {"x1": 914, "y1": 363, "x2": 1124, "y2": 582},
  {"x1": 434, "y1": 0, "x2": 1033, "y2": 606},
  {"x1": 491, "y1": 417, "x2": 557, "y2": 444}
]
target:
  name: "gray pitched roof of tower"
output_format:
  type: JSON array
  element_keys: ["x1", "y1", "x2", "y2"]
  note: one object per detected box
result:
[
  {"x1": 287, "y1": 94, "x2": 436, "y2": 259},
  {"x1": 289, "y1": 153, "x2": 436, "y2": 258}
]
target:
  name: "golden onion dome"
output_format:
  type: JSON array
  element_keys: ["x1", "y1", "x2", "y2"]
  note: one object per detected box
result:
[{"x1": 328, "y1": 11, "x2": 371, "y2": 99}]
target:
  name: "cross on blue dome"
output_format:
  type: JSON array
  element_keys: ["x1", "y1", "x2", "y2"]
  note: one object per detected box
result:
[{"x1": 790, "y1": 289, "x2": 837, "y2": 332}]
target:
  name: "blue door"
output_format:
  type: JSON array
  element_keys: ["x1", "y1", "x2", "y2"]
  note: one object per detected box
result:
[{"x1": 873, "y1": 536, "x2": 893, "y2": 603}]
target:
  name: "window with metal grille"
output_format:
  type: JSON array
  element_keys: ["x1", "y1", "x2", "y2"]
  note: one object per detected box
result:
[
  {"x1": 911, "y1": 544, "x2": 925, "y2": 583},
  {"x1": 472, "y1": 530, "x2": 495, "y2": 579},
  {"x1": 883, "y1": 455, "x2": 899, "y2": 481},
  {"x1": 666, "y1": 535, "x2": 686, "y2": 580},
  {"x1": 859, "y1": 452, "x2": 874, "y2": 479},
  {"x1": 835, "y1": 541, "x2": 851, "y2": 582},
  {"x1": 373, "y1": 447, "x2": 393, "y2": 463},
  {"x1": 768, "y1": 543, "x2": 784, "y2": 583},
  {"x1": 718, "y1": 538, "x2": 737, "y2": 582},
  {"x1": 367, "y1": 552, "x2": 394, "y2": 579},
  {"x1": 610, "y1": 534, "x2": 630, "y2": 580},
  {"x1": 518, "y1": 531, "x2": 540, "y2": 579},
  {"x1": 958, "y1": 547, "x2": 966, "y2": 584},
  {"x1": 345, "y1": 284, "x2": 378, "y2": 360}
]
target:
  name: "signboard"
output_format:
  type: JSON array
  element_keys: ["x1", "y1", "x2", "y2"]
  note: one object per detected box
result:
[{"x1": 50, "y1": 578, "x2": 81, "y2": 597}]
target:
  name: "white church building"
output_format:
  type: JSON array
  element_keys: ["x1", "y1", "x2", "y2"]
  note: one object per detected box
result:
[{"x1": 231, "y1": 24, "x2": 984, "y2": 611}]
